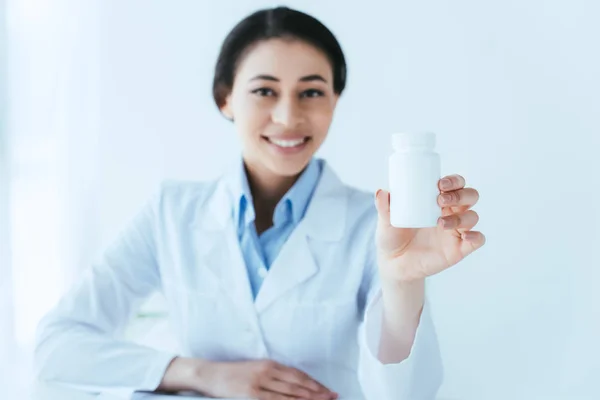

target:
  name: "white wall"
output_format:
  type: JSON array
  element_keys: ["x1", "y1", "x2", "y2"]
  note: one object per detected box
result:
[
  {"x1": 5, "y1": 0, "x2": 102, "y2": 346},
  {"x1": 8, "y1": 0, "x2": 600, "y2": 399},
  {"x1": 0, "y1": 0, "x2": 15, "y2": 390},
  {"x1": 4, "y1": 2, "x2": 104, "y2": 396}
]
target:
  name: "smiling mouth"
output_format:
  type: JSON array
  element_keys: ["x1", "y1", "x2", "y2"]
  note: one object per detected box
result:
[{"x1": 262, "y1": 136, "x2": 311, "y2": 148}]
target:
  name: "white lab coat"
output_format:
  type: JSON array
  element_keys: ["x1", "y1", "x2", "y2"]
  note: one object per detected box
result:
[{"x1": 34, "y1": 161, "x2": 443, "y2": 400}]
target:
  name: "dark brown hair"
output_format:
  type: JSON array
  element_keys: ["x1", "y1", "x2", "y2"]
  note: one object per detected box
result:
[{"x1": 212, "y1": 6, "x2": 347, "y2": 110}]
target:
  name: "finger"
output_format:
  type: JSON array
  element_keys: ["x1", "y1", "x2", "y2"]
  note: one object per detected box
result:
[
  {"x1": 460, "y1": 231, "x2": 486, "y2": 253},
  {"x1": 439, "y1": 174, "x2": 466, "y2": 192},
  {"x1": 374, "y1": 189, "x2": 391, "y2": 226},
  {"x1": 438, "y1": 188, "x2": 479, "y2": 208},
  {"x1": 259, "y1": 389, "x2": 298, "y2": 400},
  {"x1": 273, "y1": 365, "x2": 334, "y2": 396},
  {"x1": 438, "y1": 210, "x2": 479, "y2": 231},
  {"x1": 273, "y1": 366, "x2": 329, "y2": 393},
  {"x1": 261, "y1": 379, "x2": 314, "y2": 399}
]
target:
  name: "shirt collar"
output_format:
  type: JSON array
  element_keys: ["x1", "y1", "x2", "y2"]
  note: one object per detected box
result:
[
  {"x1": 229, "y1": 158, "x2": 323, "y2": 229},
  {"x1": 282, "y1": 158, "x2": 322, "y2": 223}
]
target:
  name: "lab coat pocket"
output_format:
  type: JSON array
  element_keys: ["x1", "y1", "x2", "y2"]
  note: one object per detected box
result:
[
  {"x1": 266, "y1": 296, "x2": 358, "y2": 365},
  {"x1": 161, "y1": 277, "x2": 230, "y2": 358}
]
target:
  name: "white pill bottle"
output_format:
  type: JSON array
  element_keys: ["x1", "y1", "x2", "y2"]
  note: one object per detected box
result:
[{"x1": 389, "y1": 132, "x2": 441, "y2": 228}]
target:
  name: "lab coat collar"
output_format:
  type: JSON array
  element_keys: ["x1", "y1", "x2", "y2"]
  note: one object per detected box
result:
[
  {"x1": 195, "y1": 159, "x2": 347, "y2": 242},
  {"x1": 229, "y1": 157, "x2": 323, "y2": 231},
  {"x1": 189, "y1": 159, "x2": 348, "y2": 315}
]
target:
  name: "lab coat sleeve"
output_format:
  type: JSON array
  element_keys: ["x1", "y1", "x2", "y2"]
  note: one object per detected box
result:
[
  {"x1": 357, "y1": 253, "x2": 444, "y2": 400},
  {"x1": 33, "y1": 186, "x2": 177, "y2": 398}
]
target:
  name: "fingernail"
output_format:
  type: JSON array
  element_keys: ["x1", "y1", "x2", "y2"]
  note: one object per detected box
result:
[
  {"x1": 375, "y1": 189, "x2": 382, "y2": 200},
  {"x1": 441, "y1": 178, "x2": 452, "y2": 190},
  {"x1": 441, "y1": 194, "x2": 452, "y2": 204},
  {"x1": 440, "y1": 218, "x2": 453, "y2": 229}
]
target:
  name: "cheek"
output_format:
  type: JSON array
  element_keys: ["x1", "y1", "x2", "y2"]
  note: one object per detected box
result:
[
  {"x1": 233, "y1": 97, "x2": 271, "y2": 135},
  {"x1": 307, "y1": 102, "x2": 335, "y2": 136}
]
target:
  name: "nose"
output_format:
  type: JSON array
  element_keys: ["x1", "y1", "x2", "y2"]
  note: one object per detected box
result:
[{"x1": 271, "y1": 97, "x2": 303, "y2": 129}]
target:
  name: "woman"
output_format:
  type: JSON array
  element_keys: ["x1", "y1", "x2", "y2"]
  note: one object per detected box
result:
[{"x1": 34, "y1": 7, "x2": 485, "y2": 400}]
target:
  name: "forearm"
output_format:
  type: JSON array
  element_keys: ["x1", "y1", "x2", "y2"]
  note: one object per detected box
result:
[
  {"x1": 156, "y1": 357, "x2": 213, "y2": 394},
  {"x1": 378, "y1": 278, "x2": 425, "y2": 363},
  {"x1": 34, "y1": 318, "x2": 177, "y2": 392}
]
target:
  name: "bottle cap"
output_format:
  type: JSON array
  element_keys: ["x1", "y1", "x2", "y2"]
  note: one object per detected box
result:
[{"x1": 392, "y1": 132, "x2": 436, "y2": 150}]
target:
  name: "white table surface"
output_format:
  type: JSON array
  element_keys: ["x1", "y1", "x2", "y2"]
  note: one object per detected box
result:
[
  {"x1": 30, "y1": 382, "x2": 376, "y2": 400},
  {"x1": 30, "y1": 381, "x2": 237, "y2": 400}
]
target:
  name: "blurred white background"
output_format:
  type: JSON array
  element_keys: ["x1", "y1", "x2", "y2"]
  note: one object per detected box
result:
[{"x1": 1, "y1": 0, "x2": 599, "y2": 399}]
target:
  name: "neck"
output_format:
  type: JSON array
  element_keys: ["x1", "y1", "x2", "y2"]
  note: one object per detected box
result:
[
  {"x1": 244, "y1": 162, "x2": 300, "y2": 207},
  {"x1": 243, "y1": 159, "x2": 304, "y2": 234}
]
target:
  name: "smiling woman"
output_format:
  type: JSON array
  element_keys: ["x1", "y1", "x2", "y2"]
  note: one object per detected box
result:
[
  {"x1": 33, "y1": 6, "x2": 446, "y2": 400},
  {"x1": 212, "y1": 8, "x2": 345, "y2": 184}
]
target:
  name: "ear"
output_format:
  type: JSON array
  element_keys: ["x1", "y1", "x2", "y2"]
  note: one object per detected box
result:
[{"x1": 220, "y1": 94, "x2": 234, "y2": 120}]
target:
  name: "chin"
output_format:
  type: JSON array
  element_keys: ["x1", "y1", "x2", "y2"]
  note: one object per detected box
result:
[{"x1": 266, "y1": 156, "x2": 312, "y2": 178}]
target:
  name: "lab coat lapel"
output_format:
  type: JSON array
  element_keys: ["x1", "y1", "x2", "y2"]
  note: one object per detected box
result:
[
  {"x1": 254, "y1": 225, "x2": 317, "y2": 313},
  {"x1": 191, "y1": 179, "x2": 258, "y2": 325},
  {"x1": 254, "y1": 162, "x2": 348, "y2": 314}
]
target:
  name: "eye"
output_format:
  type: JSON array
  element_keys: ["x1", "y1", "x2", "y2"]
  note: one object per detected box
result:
[
  {"x1": 251, "y1": 88, "x2": 276, "y2": 97},
  {"x1": 300, "y1": 89, "x2": 325, "y2": 98}
]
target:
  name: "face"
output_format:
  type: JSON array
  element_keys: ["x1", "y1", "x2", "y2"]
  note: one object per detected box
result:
[{"x1": 221, "y1": 38, "x2": 339, "y2": 178}]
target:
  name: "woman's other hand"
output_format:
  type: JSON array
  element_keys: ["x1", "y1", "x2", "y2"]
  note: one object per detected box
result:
[{"x1": 158, "y1": 357, "x2": 338, "y2": 400}]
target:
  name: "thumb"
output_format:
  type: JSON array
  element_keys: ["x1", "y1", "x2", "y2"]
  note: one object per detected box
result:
[{"x1": 374, "y1": 189, "x2": 391, "y2": 227}]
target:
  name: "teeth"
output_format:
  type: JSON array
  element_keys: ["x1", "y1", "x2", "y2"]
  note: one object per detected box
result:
[{"x1": 269, "y1": 138, "x2": 306, "y2": 148}]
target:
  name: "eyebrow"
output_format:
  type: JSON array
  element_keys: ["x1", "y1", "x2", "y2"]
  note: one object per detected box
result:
[{"x1": 249, "y1": 74, "x2": 328, "y2": 83}]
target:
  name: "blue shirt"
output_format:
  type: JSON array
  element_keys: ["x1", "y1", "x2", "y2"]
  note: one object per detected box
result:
[{"x1": 232, "y1": 158, "x2": 323, "y2": 299}]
